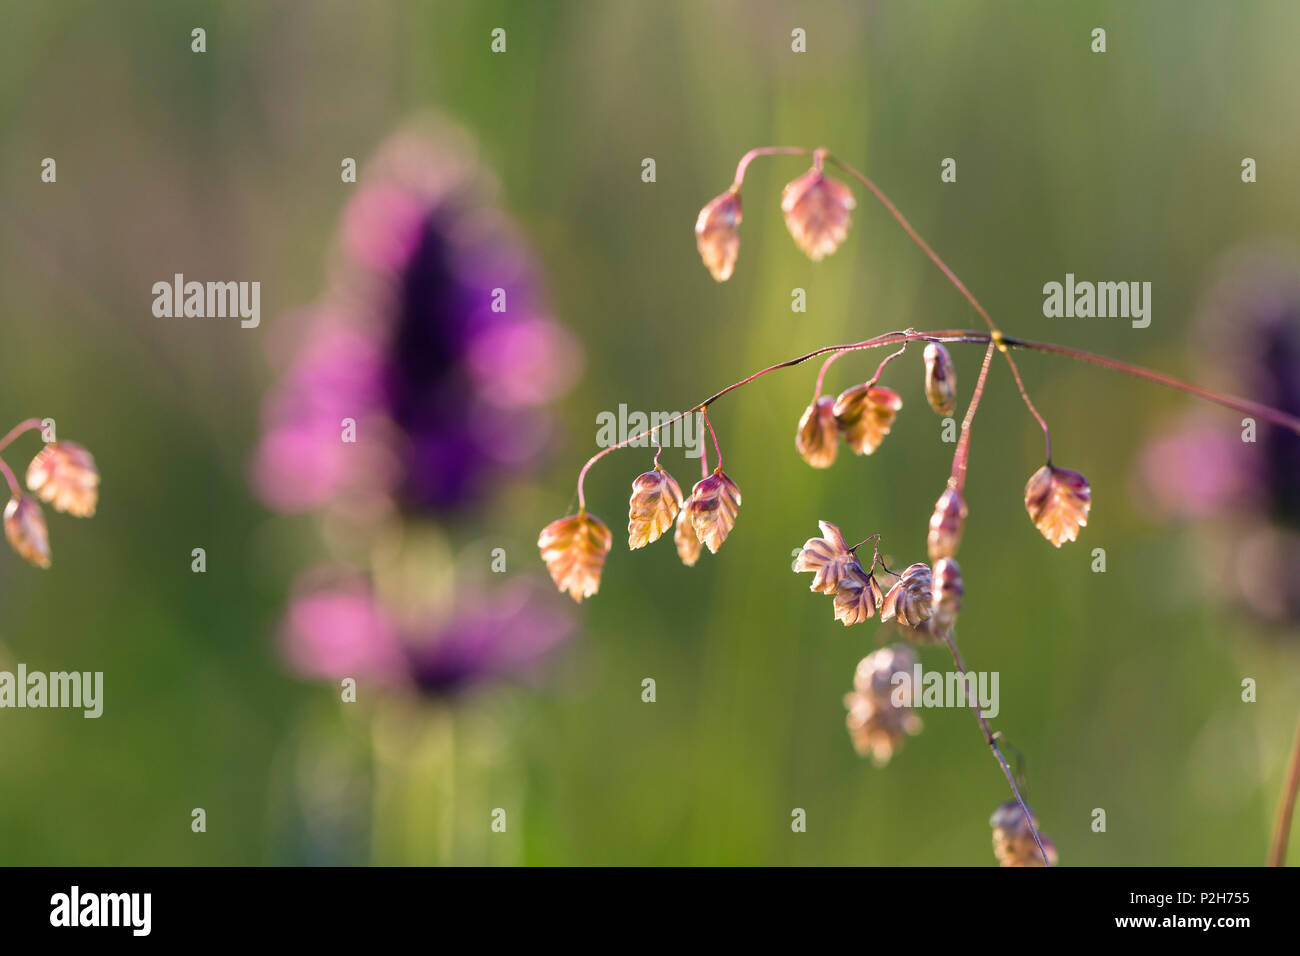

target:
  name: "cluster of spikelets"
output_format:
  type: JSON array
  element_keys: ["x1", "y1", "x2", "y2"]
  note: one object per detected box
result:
[
  {"x1": 539, "y1": 152, "x2": 1094, "y2": 863},
  {"x1": 3, "y1": 438, "x2": 99, "y2": 569},
  {"x1": 538, "y1": 462, "x2": 742, "y2": 603}
]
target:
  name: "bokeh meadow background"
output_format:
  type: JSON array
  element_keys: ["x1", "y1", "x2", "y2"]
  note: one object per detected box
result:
[{"x1": 2, "y1": 0, "x2": 1299, "y2": 865}]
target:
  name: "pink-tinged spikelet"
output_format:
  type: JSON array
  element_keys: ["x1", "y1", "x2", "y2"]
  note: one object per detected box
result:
[
  {"x1": 793, "y1": 520, "x2": 859, "y2": 595},
  {"x1": 843, "y1": 645, "x2": 923, "y2": 765},
  {"x1": 923, "y1": 343, "x2": 957, "y2": 417},
  {"x1": 26, "y1": 441, "x2": 99, "y2": 517},
  {"x1": 695, "y1": 191, "x2": 743, "y2": 282},
  {"x1": 931, "y1": 556, "x2": 964, "y2": 634},
  {"x1": 795, "y1": 396, "x2": 839, "y2": 468},
  {"x1": 627, "y1": 466, "x2": 683, "y2": 549},
  {"x1": 4, "y1": 496, "x2": 51, "y2": 569},
  {"x1": 832, "y1": 572, "x2": 882, "y2": 627},
  {"x1": 880, "y1": 562, "x2": 935, "y2": 631},
  {"x1": 673, "y1": 496, "x2": 703, "y2": 567},
  {"x1": 832, "y1": 384, "x2": 902, "y2": 455},
  {"x1": 927, "y1": 485, "x2": 968, "y2": 562},
  {"x1": 990, "y1": 801, "x2": 1059, "y2": 867},
  {"x1": 1024, "y1": 464, "x2": 1091, "y2": 547},
  {"x1": 781, "y1": 168, "x2": 856, "y2": 261},
  {"x1": 537, "y1": 511, "x2": 613, "y2": 602},
  {"x1": 688, "y1": 469, "x2": 741, "y2": 554}
]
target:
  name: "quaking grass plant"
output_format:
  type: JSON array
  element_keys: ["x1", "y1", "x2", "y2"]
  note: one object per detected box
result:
[{"x1": 539, "y1": 146, "x2": 1300, "y2": 866}]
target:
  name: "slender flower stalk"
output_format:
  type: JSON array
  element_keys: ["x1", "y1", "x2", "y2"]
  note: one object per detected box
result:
[
  {"x1": 942, "y1": 629, "x2": 1051, "y2": 866},
  {"x1": 1270, "y1": 711, "x2": 1300, "y2": 866}
]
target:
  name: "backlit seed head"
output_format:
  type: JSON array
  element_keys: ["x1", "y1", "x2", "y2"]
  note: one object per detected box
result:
[
  {"x1": 795, "y1": 396, "x2": 839, "y2": 469},
  {"x1": 673, "y1": 496, "x2": 703, "y2": 567},
  {"x1": 927, "y1": 485, "x2": 968, "y2": 562},
  {"x1": 1024, "y1": 464, "x2": 1091, "y2": 547},
  {"x1": 880, "y1": 562, "x2": 934, "y2": 630},
  {"x1": 990, "y1": 800, "x2": 1059, "y2": 867},
  {"x1": 794, "y1": 520, "x2": 859, "y2": 595},
  {"x1": 832, "y1": 384, "x2": 902, "y2": 455},
  {"x1": 4, "y1": 496, "x2": 51, "y2": 569},
  {"x1": 833, "y1": 572, "x2": 882, "y2": 627},
  {"x1": 688, "y1": 468, "x2": 742, "y2": 554},
  {"x1": 781, "y1": 168, "x2": 856, "y2": 261},
  {"x1": 844, "y1": 645, "x2": 923, "y2": 765},
  {"x1": 627, "y1": 466, "x2": 683, "y2": 549},
  {"x1": 931, "y1": 556, "x2": 964, "y2": 632},
  {"x1": 695, "y1": 190, "x2": 742, "y2": 281},
  {"x1": 26, "y1": 441, "x2": 99, "y2": 517},
  {"x1": 537, "y1": 511, "x2": 613, "y2": 602},
  {"x1": 923, "y1": 342, "x2": 957, "y2": 417}
]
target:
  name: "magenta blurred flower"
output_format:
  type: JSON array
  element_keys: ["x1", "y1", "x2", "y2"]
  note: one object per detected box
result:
[
  {"x1": 282, "y1": 572, "x2": 574, "y2": 695},
  {"x1": 257, "y1": 118, "x2": 583, "y2": 696},
  {"x1": 1135, "y1": 245, "x2": 1300, "y2": 624},
  {"x1": 253, "y1": 120, "x2": 582, "y2": 515}
]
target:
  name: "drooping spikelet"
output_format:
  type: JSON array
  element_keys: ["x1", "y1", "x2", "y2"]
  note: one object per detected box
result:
[
  {"x1": 832, "y1": 384, "x2": 902, "y2": 455},
  {"x1": 927, "y1": 484, "x2": 967, "y2": 562},
  {"x1": 781, "y1": 168, "x2": 856, "y2": 261},
  {"x1": 26, "y1": 441, "x2": 99, "y2": 517},
  {"x1": 880, "y1": 562, "x2": 935, "y2": 631},
  {"x1": 688, "y1": 469, "x2": 741, "y2": 554},
  {"x1": 833, "y1": 572, "x2": 882, "y2": 627},
  {"x1": 793, "y1": 521, "x2": 859, "y2": 595},
  {"x1": 923, "y1": 342, "x2": 957, "y2": 417},
  {"x1": 1024, "y1": 464, "x2": 1091, "y2": 547},
  {"x1": 931, "y1": 556, "x2": 963, "y2": 636},
  {"x1": 4, "y1": 496, "x2": 51, "y2": 569},
  {"x1": 538, "y1": 511, "x2": 613, "y2": 602},
  {"x1": 674, "y1": 497, "x2": 703, "y2": 567},
  {"x1": 990, "y1": 800, "x2": 1059, "y2": 867},
  {"x1": 843, "y1": 645, "x2": 923, "y2": 765},
  {"x1": 627, "y1": 466, "x2": 683, "y2": 549},
  {"x1": 695, "y1": 190, "x2": 743, "y2": 282},
  {"x1": 795, "y1": 396, "x2": 839, "y2": 469}
]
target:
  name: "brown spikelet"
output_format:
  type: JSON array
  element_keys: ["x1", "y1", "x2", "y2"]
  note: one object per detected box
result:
[
  {"x1": 537, "y1": 511, "x2": 613, "y2": 602},
  {"x1": 627, "y1": 466, "x2": 683, "y2": 549},
  {"x1": 880, "y1": 562, "x2": 934, "y2": 630},
  {"x1": 923, "y1": 343, "x2": 957, "y2": 417},
  {"x1": 1024, "y1": 464, "x2": 1091, "y2": 547},
  {"x1": 688, "y1": 468, "x2": 741, "y2": 554},
  {"x1": 673, "y1": 497, "x2": 703, "y2": 566},
  {"x1": 695, "y1": 190, "x2": 743, "y2": 281},
  {"x1": 832, "y1": 384, "x2": 902, "y2": 455},
  {"x1": 795, "y1": 396, "x2": 839, "y2": 468},
  {"x1": 781, "y1": 168, "x2": 856, "y2": 261},
  {"x1": 844, "y1": 646, "x2": 923, "y2": 765},
  {"x1": 4, "y1": 496, "x2": 51, "y2": 569},
  {"x1": 990, "y1": 801, "x2": 1059, "y2": 867},
  {"x1": 793, "y1": 520, "x2": 859, "y2": 594},
  {"x1": 927, "y1": 485, "x2": 967, "y2": 562},
  {"x1": 833, "y1": 572, "x2": 882, "y2": 627}
]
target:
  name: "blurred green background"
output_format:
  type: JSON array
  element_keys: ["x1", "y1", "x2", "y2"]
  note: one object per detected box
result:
[{"x1": 2, "y1": 0, "x2": 1298, "y2": 865}]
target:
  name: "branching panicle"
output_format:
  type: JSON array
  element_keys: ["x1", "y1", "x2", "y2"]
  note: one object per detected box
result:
[{"x1": 539, "y1": 145, "x2": 1300, "y2": 865}]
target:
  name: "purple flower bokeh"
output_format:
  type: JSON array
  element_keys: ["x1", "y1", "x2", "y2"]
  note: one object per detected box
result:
[
  {"x1": 254, "y1": 119, "x2": 582, "y2": 694},
  {"x1": 1136, "y1": 245, "x2": 1300, "y2": 625}
]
